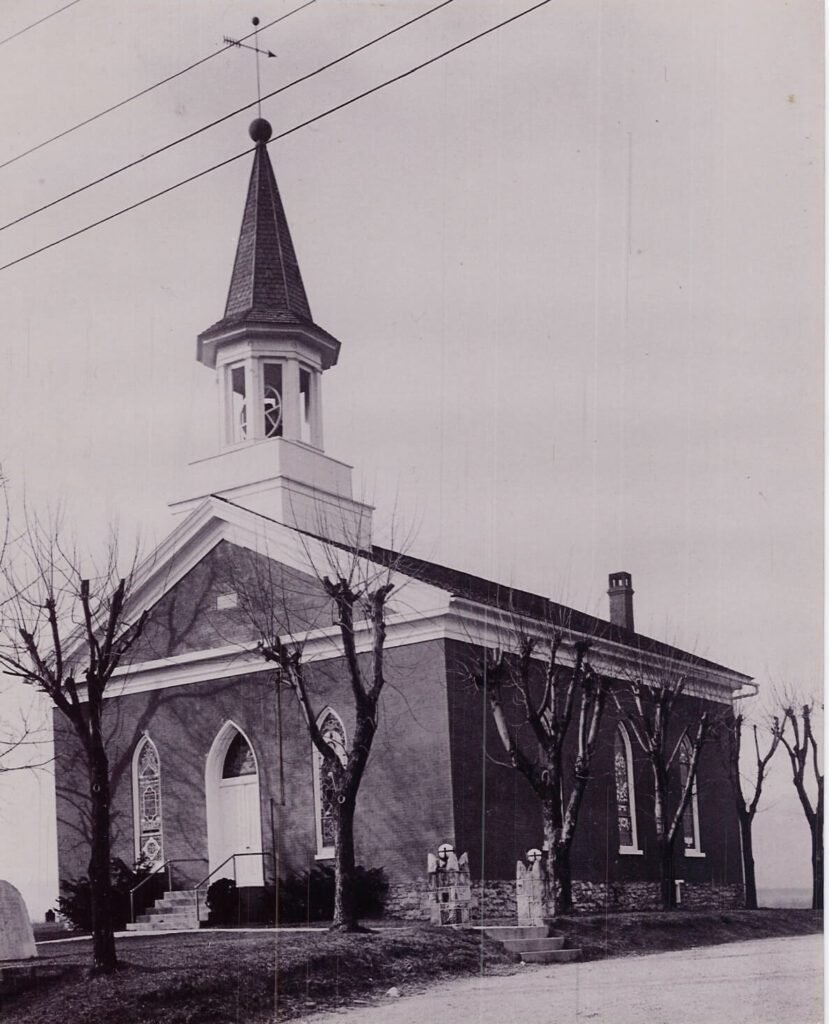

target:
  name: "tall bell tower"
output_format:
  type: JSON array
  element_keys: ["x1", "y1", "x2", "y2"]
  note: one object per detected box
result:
[{"x1": 170, "y1": 118, "x2": 372, "y2": 545}]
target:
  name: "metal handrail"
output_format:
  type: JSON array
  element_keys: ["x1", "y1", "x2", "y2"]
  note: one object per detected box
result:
[
  {"x1": 192, "y1": 851, "x2": 275, "y2": 925},
  {"x1": 129, "y1": 858, "x2": 204, "y2": 924}
]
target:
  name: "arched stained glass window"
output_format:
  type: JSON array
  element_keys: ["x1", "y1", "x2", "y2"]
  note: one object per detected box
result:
[
  {"x1": 223, "y1": 732, "x2": 257, "y2": 778},
  {"x1": 313, "y1": 709, "x2": 347, "y2": 858},
  {"x1": 614, "y1": 725, "x2": 641, "y2": 854},
  {"x1": 133, "y1": 736, "x2": 163, "y2": 866},
  {"x1": 679, "y1": 737, "x2": 704, "y2": 855}
]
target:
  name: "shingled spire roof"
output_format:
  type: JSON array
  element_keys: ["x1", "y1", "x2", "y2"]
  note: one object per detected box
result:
[
  {"x1": 197, "y1": 119, "x2": 340, "y2": 368},
  {"x1": 223, "y1": 118, "x2": 311, "y2": 324}
]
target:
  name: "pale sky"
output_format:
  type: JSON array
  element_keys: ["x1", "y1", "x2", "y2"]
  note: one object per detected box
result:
[{"x1": 0, "y1": 0, "x2": 822, "y2": 916}]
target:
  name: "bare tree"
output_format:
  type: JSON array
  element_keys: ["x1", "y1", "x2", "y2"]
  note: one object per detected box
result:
[
  {"x1": 471, "y1": 629, "x2": 607, "y2": 915},
  {"x1": 0, "y1": 686, "x2": 52, "y2": 774},
  {"x1": 721, "y1": 707, "x2": 780, "y2": 909},
  {"x1": 0, "y1": 517, "x2": 149, "y2": 972},
  {"x1": 614, "y1": 674, "x2": 708, "y2": 909},
  {"x1": 225, "y1": 526, "x2": 404, "y2": 932},
  {"x1": 772, "y1": 698, "x2": 823, "y2": 910}
]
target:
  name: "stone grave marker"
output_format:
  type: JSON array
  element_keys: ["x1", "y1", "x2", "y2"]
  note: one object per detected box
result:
[
  {"x1": 0, "y1": 881, "x2": 37, "y2": 961},
  {"x1": 516, "y1": 848, "x2": 552, "y2": 926},
  {"x1": 426, "y1": 843, "x2": 475, "y2": 925}
]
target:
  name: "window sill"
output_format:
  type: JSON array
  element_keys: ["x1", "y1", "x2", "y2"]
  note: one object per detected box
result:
[
  {"x1": 684, "y1": 849, "x2": 706, "y2": 858},
  {"x1": 619, "y1": 847, "x2": 644, "y2": 856}
]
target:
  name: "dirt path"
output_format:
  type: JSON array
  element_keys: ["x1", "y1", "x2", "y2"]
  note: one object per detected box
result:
[{"x1": 303, "y1": 933, "x2": 823, "y2": 1024}]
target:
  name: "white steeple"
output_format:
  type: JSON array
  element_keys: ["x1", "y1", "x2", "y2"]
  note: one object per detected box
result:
[{"x1": 169, "y1": 118, "x2": 372, "y2": 547}]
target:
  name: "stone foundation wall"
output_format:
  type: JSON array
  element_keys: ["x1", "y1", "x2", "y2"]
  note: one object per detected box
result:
[
  {"x1": 571, "y1": 880, "x2": 662, "y2": 912},
  {"x1": 385, "y1": 883, "x2": 428, "y2": 921},
  {"x1": 384, "y1": 879, "x2": 744, "y2": 921},
  {"x1": 678, "y1": 882, "x2": 744, "y2": 910},
  {"x1": 470, "y1": 881, "x2": 515, "y2": 923}
]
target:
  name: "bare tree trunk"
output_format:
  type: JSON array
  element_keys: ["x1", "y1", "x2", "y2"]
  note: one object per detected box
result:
[
  {"x1": 738, "y1": 809, "x2": 758, "y2": 909},
  {"x1": 87, "y1": 731, "x2": 117, "y2": 973},
  {"x1": 812, "y1": 785, "x2": 823, "y2": 911},
  {"x1": 651, "y1": 761, "x2": 675, "y2": 910},
  {"x1": 542, "y1": 799, "x2": 573, "y2": 915},
  {"x1": 331, "y1": 792, "x2": 359, "y2": 932},
  {"x1": 549, "y1": 841, "x2": 573, "y2": 915},
  {"x1": 657, "y1": 837, "x2": 674, "y2": 910}
]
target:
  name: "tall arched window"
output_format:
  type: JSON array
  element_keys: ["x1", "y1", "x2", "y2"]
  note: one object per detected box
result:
[
  {"x1": 614, "y1": 725, "x2": 642, "y2": 854},
  {"x1": 133, "y1": 736, "x2": 163, "y2": 866},
  {"x1": 679, "y1": 737, "x2": 704, "y2": 856},
  {"x1": 312, "y1": 709, "x2": 347, "y2": 859}
]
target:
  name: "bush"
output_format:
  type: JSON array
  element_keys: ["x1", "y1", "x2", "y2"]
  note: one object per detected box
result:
[
  {"x1": 57, "y1": 857, "x2": 159, "y2": 932},
  {"x1": 278, "y1": 865, "x2": 389, "y2": 923},
  {"x1": 206, "y1": 877, "x2": 238, "y2": 925}
]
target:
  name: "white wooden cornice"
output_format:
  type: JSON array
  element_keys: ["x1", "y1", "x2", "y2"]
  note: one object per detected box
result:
[{"x1": 104, "y1": 596, "x2": 749, "y2": 706}]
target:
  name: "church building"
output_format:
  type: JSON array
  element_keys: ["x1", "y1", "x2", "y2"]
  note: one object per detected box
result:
[{"x1": 53, "y1": 118, "x2": 752, "y2": 923}]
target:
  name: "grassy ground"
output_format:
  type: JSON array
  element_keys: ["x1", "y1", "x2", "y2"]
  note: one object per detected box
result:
[
  {"x1": 554, "y1": 907, "x2": 823, "y2": 961},
  {"x1": 5, "y1": 926, "x2": 517, "y2": 1024},
  {"x1": 6, "y1": 910, "x2": 822, "y2": 1024}
]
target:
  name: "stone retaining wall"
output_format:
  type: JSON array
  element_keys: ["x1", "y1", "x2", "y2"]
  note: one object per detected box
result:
[{"x1": 385, "y1": 879, "x2": 743, "y2": 921}]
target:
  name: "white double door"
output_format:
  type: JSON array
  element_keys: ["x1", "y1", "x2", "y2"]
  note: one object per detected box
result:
[{"x1": 217, "y1": 774, "x2": 264, "y2": 886}]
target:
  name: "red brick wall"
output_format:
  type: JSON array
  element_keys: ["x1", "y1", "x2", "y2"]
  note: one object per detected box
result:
[
  {"x1": 129, "y1": 540, "x2": 331, "y2": 662},
  {"x1": 53, "y1": 639, "x2": 455, "y2": 892},
  {"x1": 444, "y1": 639, "x2": 742, "y2": 887}
]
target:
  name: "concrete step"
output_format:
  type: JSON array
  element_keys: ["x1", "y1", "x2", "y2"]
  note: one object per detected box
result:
[
  {"x1": 519, "y1": 948, "x2": 580, "y2": 965},
  {"x1": 126, "y1": 917, "x2": 199, "y2": 932},
  {"x1": 150, "y1": 901, "x2": 198, "y2": 917},
  {"x1": 138, "y1": 907, "x2": 199, "y2": 922},
  {"x1": 136, "y1": 913, "x2": 199, "y2": 928},
  {"x1": 482, "y1": 926, "x2": 550, "y2": 942},
  {"x1": 502, "y1": 936, "x2": 565, "y2": 953},
  {"x1": 160, "y1": 891, "x2": 198, "y2": 905}
]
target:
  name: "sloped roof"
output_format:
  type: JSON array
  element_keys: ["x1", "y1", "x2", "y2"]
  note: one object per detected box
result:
[
  {"x1": 114, "y1": 496, "x2": 749, "y2": 692},
  {"x1": 203, "y1": 137, "x2": 312, "y2": 336},
  {"x1": 369, "y1": 544, "x2": 749, "y2": 681},
  {"x1": 207, "y1": 496, "x2": 749, "y2": 681}
]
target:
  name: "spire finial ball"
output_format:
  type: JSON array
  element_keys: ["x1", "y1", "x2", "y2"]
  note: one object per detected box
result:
[{"x1": 249, "y1": 118, "x2": 272, "y2": 143}]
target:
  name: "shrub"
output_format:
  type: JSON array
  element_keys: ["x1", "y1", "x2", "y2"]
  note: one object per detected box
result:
[
  {"x1": 57, "y1": 857, "x2": 159, "y2": 932},
  {"x1": 206, "y1": 877, "x2": 238, "y2": 925},
  {"x1": 278, "y1": 865, "x2": 389, "y2": 923}
]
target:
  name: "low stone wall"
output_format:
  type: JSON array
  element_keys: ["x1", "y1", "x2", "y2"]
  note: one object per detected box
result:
[
  {"x1": 471, "y1": 881, "x2": 515, "y2": 923},
  {"x1": 385, "y1": 879, "x2": 744, "y2": 921},
  {"x1": 571, "y1": 880, "x2": 744, "y2": 912},
  {"x1": 679, "y1": 882, "x2": 744, "y2": 910},
  {"x1": 571, "y1": 880, "x2": 662, "y2": 912}
]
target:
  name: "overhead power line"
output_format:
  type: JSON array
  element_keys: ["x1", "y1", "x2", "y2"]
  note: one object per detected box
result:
[
  {"x1": 0, "y1": 0, "x2": 318, "y2": 172},
  {"x1": 0, "y1": 0, "x2": 458, "y2": 235},
  {"x1": 0, "y1": 0, "x2": 84, "y2": 49},
  {"x1": 0, "y1": 0, "x2": 555, "y2": 274}
]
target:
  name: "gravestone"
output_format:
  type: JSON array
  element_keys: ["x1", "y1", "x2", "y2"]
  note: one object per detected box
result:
[
  {"x1": 426, "y1": 843, "x2": 475, "y2": 925},
  {"x1": 0, "y1": 881, "x2": 37, "y2": 961},
  {"x1": 516, "y1": 848, "x2": 552, "y2": 926}
]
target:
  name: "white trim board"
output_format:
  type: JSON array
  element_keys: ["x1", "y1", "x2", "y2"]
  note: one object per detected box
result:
[{"x1": 104, "y1": 601, "x2": 745, "y2": 705}]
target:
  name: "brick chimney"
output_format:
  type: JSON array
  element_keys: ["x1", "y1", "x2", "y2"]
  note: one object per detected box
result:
[{"x1": 608, "y1": 572, "x2": 635, "y2": 631}]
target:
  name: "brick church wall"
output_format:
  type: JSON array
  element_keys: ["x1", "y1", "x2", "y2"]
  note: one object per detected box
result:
[
  {"x1": 53, "y1": 638, "x2": 456, "y2": 894},
  {"x1": 443, "y1": 638, "x2": 743, "y2": 894}
]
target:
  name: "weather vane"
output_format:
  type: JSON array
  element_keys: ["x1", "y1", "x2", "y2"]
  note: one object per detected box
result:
[{"x1": 223, "y1": 16, "x2": 276, "y2": 118}]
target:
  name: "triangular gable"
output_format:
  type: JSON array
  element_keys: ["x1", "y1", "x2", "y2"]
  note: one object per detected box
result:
[{"x1": 118, "y1": 497, "x2": 454, "y2": 670}]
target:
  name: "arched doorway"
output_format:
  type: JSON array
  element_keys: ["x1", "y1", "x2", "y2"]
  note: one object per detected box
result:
[{"x1": 206, "y1": 722, "x2": 264, "y2": 886}]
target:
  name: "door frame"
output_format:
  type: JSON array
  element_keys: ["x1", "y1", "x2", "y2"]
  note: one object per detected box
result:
[{"x1": 205, "y1": 720, "x2": 264, "y2": 885}]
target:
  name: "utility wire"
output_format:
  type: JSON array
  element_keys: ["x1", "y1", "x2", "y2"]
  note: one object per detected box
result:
[
  {"x1": 0, "y1": 0, "x2": 84, "y2": 49},
  {"x1": 0, "y1": 0, "x2": 318, "y2": 172},
  {"x1": 0, "y1": 0, "x2": 555, "y2": 274},
  {"x1": 0, "y1": 0, "x2": 457, "y2": 234}
]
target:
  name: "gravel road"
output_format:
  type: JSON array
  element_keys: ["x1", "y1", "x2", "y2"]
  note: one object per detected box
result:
[{"x1": 303, "y1": 933, "x2": 823, "y2": 1024}]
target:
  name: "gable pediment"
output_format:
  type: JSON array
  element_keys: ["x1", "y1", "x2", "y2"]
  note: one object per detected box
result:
[{"x1": 120, "y1": 497, "x2": 454, "y2": 672}]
